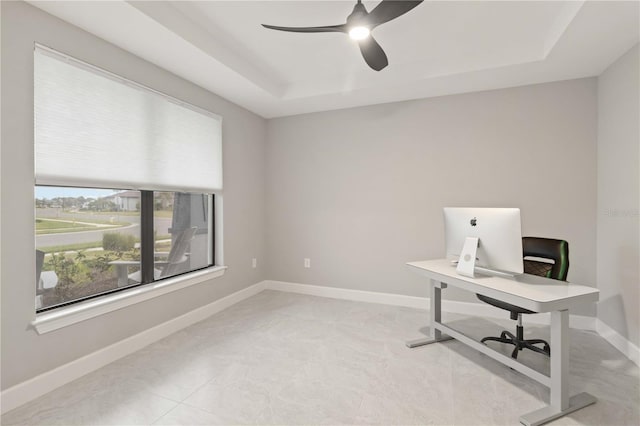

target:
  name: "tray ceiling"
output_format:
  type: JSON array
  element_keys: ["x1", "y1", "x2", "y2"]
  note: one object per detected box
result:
[{"x1": 29, "y1": 1, "x2": 640, "y2": 118}]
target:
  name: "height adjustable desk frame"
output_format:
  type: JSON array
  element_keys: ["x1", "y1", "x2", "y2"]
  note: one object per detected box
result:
[{"x1": 406, "y1": 259, "x2": 600, "y2": 426}]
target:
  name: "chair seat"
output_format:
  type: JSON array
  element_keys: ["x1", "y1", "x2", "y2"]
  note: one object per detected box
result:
[{"x1": 476, "y1": 293, "x2": 535, "y2": 315}]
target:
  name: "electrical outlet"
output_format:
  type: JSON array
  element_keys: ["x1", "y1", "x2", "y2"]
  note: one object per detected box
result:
[
  {"x1": 252, "y1": 258, "x2": 257, "y2": 268},
  {"x1": 304, "y1": 258, "x2": 311, "y2": 268}
]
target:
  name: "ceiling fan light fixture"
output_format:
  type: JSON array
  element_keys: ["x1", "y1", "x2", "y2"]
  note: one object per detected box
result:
[
  {"x1": 261, "y1": 0, "x2": 424, "y2": 70},
  {"x1": 348, "y1": 26, "x2": 370, "y2": 40}
]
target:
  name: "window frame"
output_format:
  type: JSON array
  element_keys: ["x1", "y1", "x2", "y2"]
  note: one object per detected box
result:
[{"x1": 35, "y1": 187, "x2": 217, "y2": 314}]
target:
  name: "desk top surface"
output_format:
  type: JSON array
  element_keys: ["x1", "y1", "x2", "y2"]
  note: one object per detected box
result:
[{"x1": 407, "y1": 258, "x2": 599, "y2": 312}]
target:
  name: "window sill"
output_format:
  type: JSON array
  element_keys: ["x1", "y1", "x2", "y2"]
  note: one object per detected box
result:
[{"x1": 32, "y1": 266, "x2": 227, "y2": 334}]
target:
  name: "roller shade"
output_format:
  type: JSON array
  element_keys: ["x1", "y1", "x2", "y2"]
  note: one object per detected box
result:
[{"x1": 34, "y1": 45, "x2": 222, "y2": 193}]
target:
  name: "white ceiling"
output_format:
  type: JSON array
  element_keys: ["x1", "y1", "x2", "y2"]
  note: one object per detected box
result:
[{"x1": 29, "y1": 1, "x2": 640, "y2": 118}]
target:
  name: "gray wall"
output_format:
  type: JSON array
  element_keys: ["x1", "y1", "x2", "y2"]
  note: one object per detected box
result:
[
  {"x1": 266, "y1": 79, "x2": 598, "y2": 311},
  {"x1": 1, "y1": 1, "x2": 266, "y2": 390},
  {"x1": 597, "y1": 44, "x2": 640, "y2": 346}
]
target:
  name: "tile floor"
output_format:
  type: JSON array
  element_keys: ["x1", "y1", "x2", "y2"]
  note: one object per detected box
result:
[{"x1": 2, "y1": 290, "x2": 639, "y2": 425}]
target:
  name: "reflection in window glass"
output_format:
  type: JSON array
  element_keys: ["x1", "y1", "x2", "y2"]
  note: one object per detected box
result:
[
  {"x1": 35, "y1": 186, "x2": 141, "y2": 310},
  {"x1": 153, "y1": 192, "x2": 212, "y2": 280}
]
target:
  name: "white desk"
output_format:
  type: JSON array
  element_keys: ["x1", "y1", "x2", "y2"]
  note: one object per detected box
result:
[{"x1": 406, "y1": 259, "x2": 600, "y2": 426}]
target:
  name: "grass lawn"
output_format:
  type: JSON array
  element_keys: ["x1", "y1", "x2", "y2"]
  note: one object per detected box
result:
[
  {"x1": 83, "y1": 210, "x2": 174, "y2": 218},
  {"x1": 36, "y1": 219, "x2": 86, "y2": 230},
  {"x1": 36, "y1": 219, "x2": 95, "y2": 235},
  {"x1": 36, "y1": 218, "x2": 130, "y2": 235},
  {"x1": 39, "y1": 236, "x2": 171, "y2": 254},
  {"x1": 38, "y1": 241, "x2": 104, "y2": 254}
]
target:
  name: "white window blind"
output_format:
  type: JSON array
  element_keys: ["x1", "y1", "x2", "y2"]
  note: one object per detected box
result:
[{"x1": 34, "y1": 45, "x2": 222, "y2": 193}]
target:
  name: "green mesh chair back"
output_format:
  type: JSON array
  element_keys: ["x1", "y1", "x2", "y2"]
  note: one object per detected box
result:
[{"x1": 522, "y1": 237, "x2": 569, "y2": 281}]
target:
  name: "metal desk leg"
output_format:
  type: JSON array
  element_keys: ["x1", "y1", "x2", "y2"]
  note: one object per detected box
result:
[
  {"x1": 520, "y1": 310, "x2": 597, "y2": 426},
  {"x1": 406, "y1": 280, "x2": 453, "y2": 348}
]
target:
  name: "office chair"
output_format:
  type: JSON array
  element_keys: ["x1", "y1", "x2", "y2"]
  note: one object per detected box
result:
[{"x1": 477, "y1": 237, "x2": 569, "y2": 359}]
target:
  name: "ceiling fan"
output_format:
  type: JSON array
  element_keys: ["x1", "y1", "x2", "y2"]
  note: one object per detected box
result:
[{"x1": 262, "y1": 0, "x2": 424, "y2": 71}]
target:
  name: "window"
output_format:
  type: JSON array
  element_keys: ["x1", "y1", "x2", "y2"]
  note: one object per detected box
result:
[
  {"x1": 35, "y1": 187, "x2": 213, "y2": 311},
  {"x1": 34, "y1": 45, "x2": 222, "y2": 313}
]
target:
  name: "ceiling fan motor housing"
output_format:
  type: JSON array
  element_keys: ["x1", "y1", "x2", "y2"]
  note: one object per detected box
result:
[{"x1": 347, "y1": 1, "x2": 370, "y2": 28}]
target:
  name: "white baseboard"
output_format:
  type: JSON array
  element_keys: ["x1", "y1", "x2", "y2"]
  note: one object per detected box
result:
[
  {"x1": 263, "y1": 280, "x2": 597, "y2": 331},
  {"x1": 596, "y1": 319, "x2": 640, "y2": 367},
  {"x1": 265, "y1": 280, "x2": 428, "y2": 309},
  {"x1": 0, "y1": 281, "x2": 266, "y2": 415}
]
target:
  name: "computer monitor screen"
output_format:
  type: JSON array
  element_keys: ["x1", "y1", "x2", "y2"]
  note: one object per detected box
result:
[{"x1": 444, "y1": 207, "x2": 523, "y2": 277}]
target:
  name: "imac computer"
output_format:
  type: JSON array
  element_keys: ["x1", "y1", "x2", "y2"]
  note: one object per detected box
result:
[{"x1": 444, "y1": 207, "x2": 523, "y2": 278}]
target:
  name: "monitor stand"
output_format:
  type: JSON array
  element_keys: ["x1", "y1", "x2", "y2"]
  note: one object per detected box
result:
[
  {"x1": 456, "y1": 236, "x2": 519, "y2": 279},
  {"x1": 456, "y1": 237, "x2": 479, "y2": 278}
]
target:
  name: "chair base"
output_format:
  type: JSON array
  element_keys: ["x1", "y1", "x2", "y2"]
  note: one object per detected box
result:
[{"x1": 481, "y1": 325, "x2": 550, "y2": 359}]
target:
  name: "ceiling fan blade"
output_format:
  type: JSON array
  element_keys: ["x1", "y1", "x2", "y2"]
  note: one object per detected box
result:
[
  {"x1": 262, "y1": 24, "x2": 346, "y2": 33},
  {"x1": 358, "y1": 35, "x2": 388, "y2": 71},
  {"x1": 366, "y1": 0, "x2": 423, "y2": 27}
]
